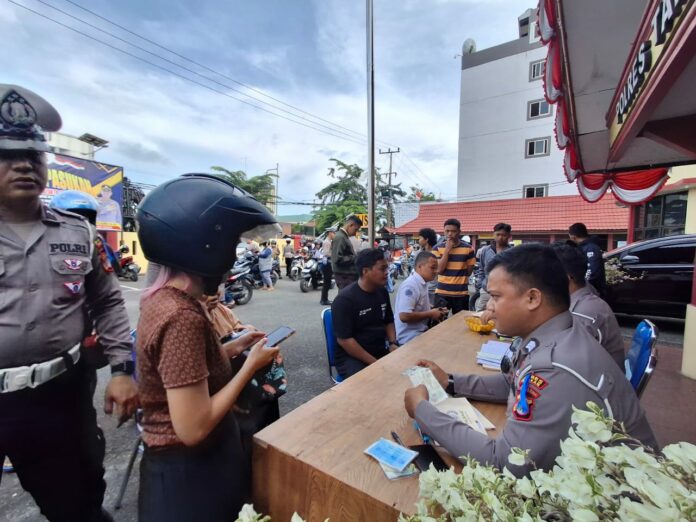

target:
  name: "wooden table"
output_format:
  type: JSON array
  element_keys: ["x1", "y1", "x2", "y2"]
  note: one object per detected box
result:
[{"x1": 252, "y1": 312, "x2": 508, "y2": 521}]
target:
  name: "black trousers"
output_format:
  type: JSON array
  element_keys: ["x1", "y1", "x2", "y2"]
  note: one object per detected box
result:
[
  {"x1": 138, "y1": 413, "x2": 248, "y2": 522},
  {"x1": 285, "y1": 257, "x2": 293, "y2": 277},
  {"x1": 434, "y1": 294, "x2": 469, "y2": 315},
  {"x1": 334, "y1": 273, "x2": 357, "y2": 291},
  {"x1": 0, "y1": 361, "x2": 107, "y2": 522},
  {"x1": 320, "y1": 262, "x2": 333, "y2": 302}
]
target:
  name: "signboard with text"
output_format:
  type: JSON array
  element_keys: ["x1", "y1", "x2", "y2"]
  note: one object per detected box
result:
[
  {"x1": 608, "y1": 0, "x2": 693, "y2": 146},
  {"x1": 41, "y1": 153, "x2": 124, "y2": 231}
]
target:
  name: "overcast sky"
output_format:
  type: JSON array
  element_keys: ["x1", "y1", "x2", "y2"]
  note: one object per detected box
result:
[{"x1": 4, "y1": 0, "x2": 528, "y2": 214}]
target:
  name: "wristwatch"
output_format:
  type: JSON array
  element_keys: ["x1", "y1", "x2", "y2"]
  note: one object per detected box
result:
[
  {"x1": 446, "y1": 374, "x2": 455, "y2": 395},
  {"x1": 110, "y1": 361, "x2": 135, "y2": 376}
]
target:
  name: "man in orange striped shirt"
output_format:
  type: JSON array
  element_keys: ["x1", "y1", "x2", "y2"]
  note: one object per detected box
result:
[{"x1": 433, "y1": 218, "x2": 476, "y2": 315}]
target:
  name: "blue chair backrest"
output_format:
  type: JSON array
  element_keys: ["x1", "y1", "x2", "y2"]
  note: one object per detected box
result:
[
  {"x1": 321, "y1": 308, "x2": 343, "y2": 383},
  {"x1": 624, "y1": 320, "x2": 657, "y2": 393}
]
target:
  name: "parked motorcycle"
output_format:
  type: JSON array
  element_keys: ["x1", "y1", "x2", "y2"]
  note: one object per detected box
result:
[
  {"x1": 223, "y1": 269, "x2": 254, "y2": 305},
  {"x1": 290, "y1": 255, "x2": 305, "y2": 281},
  {"x1": 115, "y1": 245, "x2": 140, "y2": 282},
  {"x1": 234, "y1": 251, "x2": 279, "y2": 288},
  {"x1": 300, "y1": 259, "x2": 334, "y2": 293}
]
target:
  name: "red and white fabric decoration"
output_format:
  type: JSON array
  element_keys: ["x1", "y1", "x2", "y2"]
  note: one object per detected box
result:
[
  {"x1": 537, "y1": 0, "x2": 556, "y2": 43},
  {"x1": 576, "y1": 168, "x2": 669, "y2": 204},
  {"x1": 537, "y1": 0, "x2": 669, "y2": 205},
  {"x1": 544, "y1": 40, "x2": 563, "y2": 103},
  {"x1": 555, "y1": 100, "x2": 570, "y2": 149}
]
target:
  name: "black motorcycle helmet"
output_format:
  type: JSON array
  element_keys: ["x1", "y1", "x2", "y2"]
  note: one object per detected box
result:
[{"x1": 137, "y1": 173, "x2": 280, "y2": 294}]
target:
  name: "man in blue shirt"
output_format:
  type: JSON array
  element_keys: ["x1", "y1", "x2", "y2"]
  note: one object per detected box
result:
[{"x1": 395, "y1": 251, "x2": 448, "y2": 345}]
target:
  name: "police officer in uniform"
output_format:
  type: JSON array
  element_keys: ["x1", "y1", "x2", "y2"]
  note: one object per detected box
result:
[
  {"x1": 404, "y1": 244, "x2": 656, "y2": 476},
  {"x1": 0, "y1": 85, "x2": 138, "y2": 521},
  {"x1": 553, "y1": 242, "x2": 625, "y2": 368}
]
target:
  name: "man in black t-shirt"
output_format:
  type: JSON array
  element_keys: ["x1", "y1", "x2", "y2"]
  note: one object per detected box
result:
[{"x1": 331, "y1": 248, "x2": 398, "y2": 378}]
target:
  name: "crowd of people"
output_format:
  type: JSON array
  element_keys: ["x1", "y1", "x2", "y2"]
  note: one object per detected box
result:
[{"x1": 0, "y1": 84, "x2": 656, "y2": 521}]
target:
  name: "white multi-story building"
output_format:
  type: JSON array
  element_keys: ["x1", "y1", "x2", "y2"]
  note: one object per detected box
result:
[{"x1": 457, "y1": 8, "x2": 575, "y2": 201}]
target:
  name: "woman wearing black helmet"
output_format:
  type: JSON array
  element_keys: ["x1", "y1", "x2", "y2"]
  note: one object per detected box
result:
[{"x1": 135, "y1": 174, "x2": 281, "y2": 521}]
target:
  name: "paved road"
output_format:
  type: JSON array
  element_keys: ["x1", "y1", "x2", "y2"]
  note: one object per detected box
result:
[{"x1": 1, "y1": 274, "x2": 685, "y2": 521}]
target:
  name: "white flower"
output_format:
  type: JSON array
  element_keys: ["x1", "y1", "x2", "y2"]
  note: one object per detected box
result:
[
  {"x1": 558, "y1": 437, "x2": 598, "y2": 470},
  {"x1": 235, "y1": 504, "x2": 270, "y2": 522},
  {"x1": 290, "y1": 514, "x2": 306, "y2": 522},
  {"x1": 515, "y1": 476, "x2": 537, "y2": 498},
  {"x1": 662, "y1": 442, "x2": 696, "y2": 474},
  {"x1": 568, "y1": 507, "x2": 599, "y2": 521},
  {"x1": 617, "y1": 497, "x2": 680, "y2": 520},
  {"x1": 508, "y1": 447, "x2": 529, "y2": 467}
]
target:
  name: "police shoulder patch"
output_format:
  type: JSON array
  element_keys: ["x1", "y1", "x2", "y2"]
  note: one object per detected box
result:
[
  {"x1": 529, "y1": 373, "x2": 548, "y2": 390},
  {"x1": 404, "y1": 288, "x2": 413, "y2": 297}
]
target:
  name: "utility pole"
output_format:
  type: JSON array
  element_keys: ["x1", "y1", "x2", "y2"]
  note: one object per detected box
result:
[
  {"x1": 366, "y1": 0, "x2": 376, "y2": 246},
  {"x1": 265, "y1": 163, "x2": 279, "y2": 215},
  {"x1": 379, "y1": 147, "x2": 400, "y2": 227}
]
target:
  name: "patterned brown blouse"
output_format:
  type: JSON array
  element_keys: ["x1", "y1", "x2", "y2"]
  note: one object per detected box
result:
[{"x1": 136, "y1": 286, "x2": 232, "y2": 448}]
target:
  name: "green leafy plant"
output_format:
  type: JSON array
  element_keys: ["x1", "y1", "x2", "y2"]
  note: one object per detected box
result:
[
  {"x1": 401, "y1": 402, "x2": 696, "y2": 521},
  {"x1": 604, "y1": 257, "x2": 644, "y2": 286}
]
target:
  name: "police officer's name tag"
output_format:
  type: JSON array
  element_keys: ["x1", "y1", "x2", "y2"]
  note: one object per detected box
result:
[{"x1": 403, "y1": 367, "x2": 448, "y2": 404}]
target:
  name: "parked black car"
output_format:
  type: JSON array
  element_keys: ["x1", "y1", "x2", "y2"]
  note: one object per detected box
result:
[{"x1": 603, "y1": 234, "x2": 695, "y2": 319}]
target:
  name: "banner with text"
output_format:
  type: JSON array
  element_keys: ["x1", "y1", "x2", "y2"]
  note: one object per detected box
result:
[{"x1": 41, "y1": 153, "x2": 124, "y2": 232}]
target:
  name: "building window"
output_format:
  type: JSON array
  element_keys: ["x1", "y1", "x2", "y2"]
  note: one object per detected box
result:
[
  {"x1": 529, "y1": 59, "x2": 545, "y2": 81},
  {"x1": 633, "y1": 191, "x2": 688, "y2": 240},
  {"x1": 523, "y1": 184, "x2": 548, "y2": 198},
  {"x1": 527, "y1": 99, "x2": 551, "y2": 120},
  {"x1": 525, "y1": 137, "x2": 550, "y2": 158}
]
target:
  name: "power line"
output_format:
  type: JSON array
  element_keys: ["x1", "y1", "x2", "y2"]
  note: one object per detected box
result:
[
  {"x1": 10, "y1": 0, "x2": 443, "y2": 196},
  {"x1": 7, "y1": 0, "x2": 366, "y2": 146},
  {"x1": 60, "y1": 0, "x2": 368, "y2": 141},
  {"x1": 28, "y1": 0, "x2": 368, "y2": 144}
]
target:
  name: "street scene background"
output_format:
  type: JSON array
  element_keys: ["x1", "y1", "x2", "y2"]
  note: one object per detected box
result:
[{"x1": 1, "y1": 275, "x2": 685, "y2": 521}]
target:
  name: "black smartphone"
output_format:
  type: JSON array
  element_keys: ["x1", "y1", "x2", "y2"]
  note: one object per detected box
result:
[
  {"x1": 265, "y1": 326, "x2": 296, "y2": 347},
  {"x1": 409, "y1": 444, "x2": 449, "y2": 472}
]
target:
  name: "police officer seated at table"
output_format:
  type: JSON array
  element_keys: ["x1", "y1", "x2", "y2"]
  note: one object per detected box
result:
[
  {"x1": 403, "y1": 244, "x2": 657, "y2": 476},
  {"x1": 394, "y1": 251, "x2": 447, "y2": 346},
  {"x1": 553, "y1": 242, "x2": 625, "y2": 368},
  {"x1": 331, "y1": 248, "x2": 398, "y2": 378},
  {"x1": 0, "y1": 84, "x2": 138, "y2": 521}
]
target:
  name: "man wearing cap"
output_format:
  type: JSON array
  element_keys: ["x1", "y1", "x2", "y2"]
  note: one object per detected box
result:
[
  {"x1": 403, "y1": 244, "x2": 656, "y2": 476},
  {"x1": 0, "y1": 85, "x2": 138, "y2": 521},
  {"x1": 319, "y1": 227, "x2": 335, "y2": 305}
]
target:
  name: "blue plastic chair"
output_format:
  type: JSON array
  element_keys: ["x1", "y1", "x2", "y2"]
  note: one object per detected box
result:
[
  {"x1": 321, "y1": 308, "x2": 344, "y2": 384},
  {"x1": 624, "y1": 319, "x2": 658, "y2": 398}
]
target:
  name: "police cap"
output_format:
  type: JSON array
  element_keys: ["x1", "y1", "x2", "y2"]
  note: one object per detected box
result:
[{"x1": 0, "y1": 84, "x2": 62, "y2": 151}]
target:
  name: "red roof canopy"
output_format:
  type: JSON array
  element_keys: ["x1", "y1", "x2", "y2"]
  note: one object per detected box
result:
[{"x1": 392, "y1": 195, "x2": 628, "y2": 235}]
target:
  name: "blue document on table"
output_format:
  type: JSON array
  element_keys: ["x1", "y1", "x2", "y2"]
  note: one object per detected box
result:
[{"x1": 364, "y1": 438, "x2": 418, "y2": 472}]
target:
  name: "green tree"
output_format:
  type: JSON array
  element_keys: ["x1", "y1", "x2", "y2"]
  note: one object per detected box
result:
[
  {"x1": 210, "y1": 166, "x2": 278, "y2": 208},
  {"x1": 406, "y1": 185, "x2": 437, "y2": 202},
  {"x1": 312, "y1": 159, "x2": 407, "y2": 230}
]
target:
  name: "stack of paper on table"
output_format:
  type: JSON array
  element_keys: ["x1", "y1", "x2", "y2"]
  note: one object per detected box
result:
[
  {"x1": 435, "y1": 396, "x2": 495, "y2": 435},
  {"x1": 476, "y1": 340, "x2": 511, "y2": 370},
  {"x1": 402, "y1": 367, "x2": 448, "y2": 404}
]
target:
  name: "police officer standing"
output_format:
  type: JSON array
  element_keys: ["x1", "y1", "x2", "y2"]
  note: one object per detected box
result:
[
  {"x1": 0, "y1": 85, "x2": 138, "y2": 521},
  {"x1": 404, "y1": 244, "x2": 656, "y2": 476},
  {"x1": 553, "y1": 242, "x2": 625, "y2": 368}
]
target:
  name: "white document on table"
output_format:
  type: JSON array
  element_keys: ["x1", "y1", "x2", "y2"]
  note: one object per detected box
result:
[
  {"x1": 402, "y1": 367, "x2": 449, "y2": 404},
  {"x1": 435, "y1": 396, "x2": 495, "y2": 435}
]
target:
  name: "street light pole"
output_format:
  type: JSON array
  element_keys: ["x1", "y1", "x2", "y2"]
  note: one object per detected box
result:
[{"x1": 366, "y1": 0, "x2": 376, "y2": 246}]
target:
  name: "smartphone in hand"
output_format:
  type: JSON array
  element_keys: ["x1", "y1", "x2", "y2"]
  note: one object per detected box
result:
[{"x1": 264, "y1": 326, "x2": 296, "y2": 347}]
